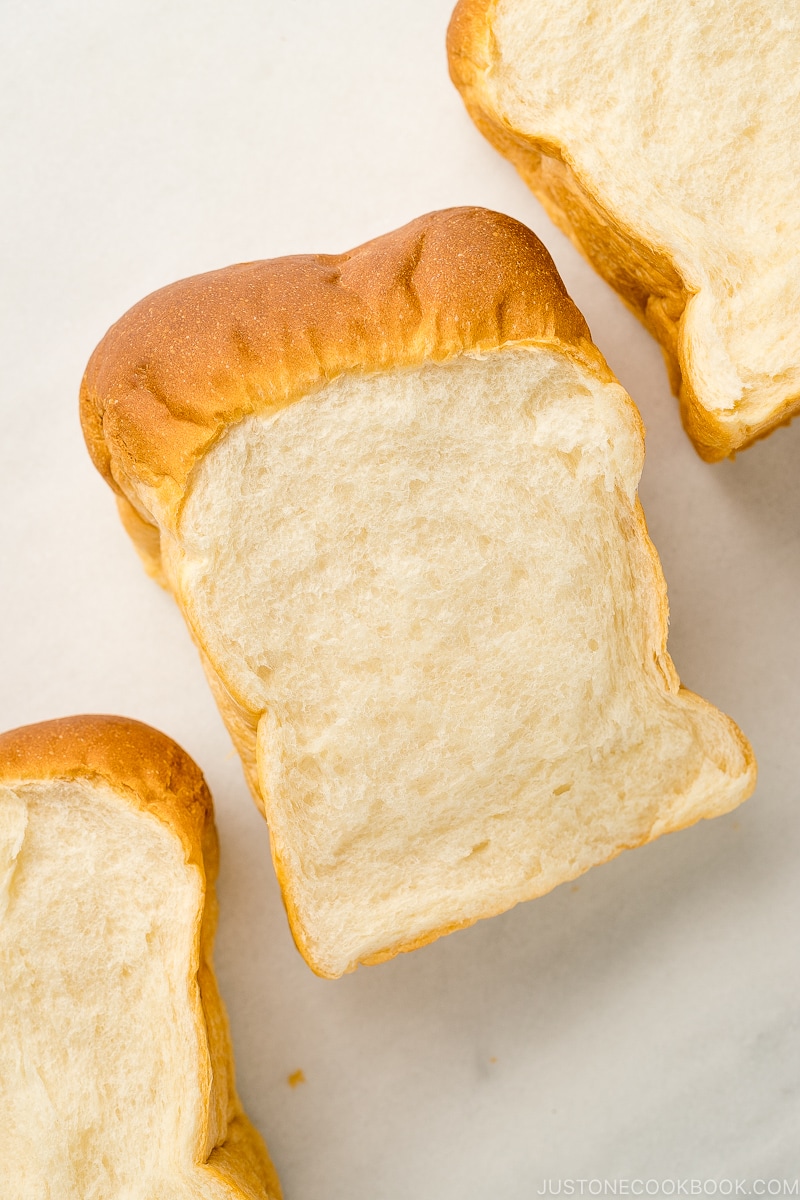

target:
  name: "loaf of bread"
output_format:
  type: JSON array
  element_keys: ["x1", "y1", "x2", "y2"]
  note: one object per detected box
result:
[
  {"x1": 0, "y1": 715, "x2": 281, "y2": 1199},
  {"x1": 80, "y1": 207, "x2": 756, "y2": 978},
  {"x1": 448, "y1": 2, "x2": 800, "y2": 460}
]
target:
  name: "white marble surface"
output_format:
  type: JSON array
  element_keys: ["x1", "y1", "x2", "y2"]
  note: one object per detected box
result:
[{"x1": 1, "y1": 1, "x2": 798, "y2": 1195}]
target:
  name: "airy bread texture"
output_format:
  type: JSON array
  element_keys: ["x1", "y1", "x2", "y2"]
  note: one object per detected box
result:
[
  {"x1": 448, "y1": 1, "x2": 800, "y2": 460},
  {"x1": 80, "y1": 208, "x2": 756, "y2": 978},
  {"x1": 0, "y1": 715, "x2": 281, "y2": 1200}
]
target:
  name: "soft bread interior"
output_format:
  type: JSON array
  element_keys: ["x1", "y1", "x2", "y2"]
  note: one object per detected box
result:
[
  {"x1": 171, "y1": 348, "x2": 752, "y2": 977},
  {"x1": 474, "y1": 0, "x2": 800, "y2": 428},
  {"x1": 0, "y1": 778, "x2": 233, "y2": 1199}
]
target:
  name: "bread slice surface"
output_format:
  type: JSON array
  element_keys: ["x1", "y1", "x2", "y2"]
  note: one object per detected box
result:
[
  {"x1": 80, "y1": 209, "x2": 756, "y2": 977},
  {"x1": 173, "y1": 346, "x2": 753, "y2": 976},
  {"x1": 448, "y1": 1, "x2": 800, "y2": 459},
  {"x1": 0, "y1": 715, "x2": 280, "y2": 1200}
]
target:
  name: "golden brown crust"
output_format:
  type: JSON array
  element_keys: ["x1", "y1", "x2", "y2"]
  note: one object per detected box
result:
[
  {"x1": 206, "y1": 1113, "x2": 283, "y2": 1199},
  {"x1": 0, "y1": 714, "x2": 280, "y2": 1197},
  {"x1": 447, "y1": 0, "x2": 800, "y2": 460},
  {"x1": 79, "y1": 206, "x2": 601, "y2": 531},
  {"x1": 116, "y1": 494, "x2": 168, "y2": 586},
  {"x1": 0, "y1": 714, "x2": 211, "y2": 867}
]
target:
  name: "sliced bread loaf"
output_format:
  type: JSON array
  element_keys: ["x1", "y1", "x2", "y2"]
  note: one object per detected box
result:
[
  {"x1": 448, "y1": 1, "x2": 800, "y2": 459},
  {"x1": 81, "y1": 208, "x2": 756, "y2": 977},
  {"x1": 0, "y1": 715, "x2": 280, "y2": 1199}
]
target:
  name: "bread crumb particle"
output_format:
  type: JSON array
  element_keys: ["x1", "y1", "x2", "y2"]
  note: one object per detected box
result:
[{"x1": 287, "y1": 1069, "x2": 306, "y2": 1088}]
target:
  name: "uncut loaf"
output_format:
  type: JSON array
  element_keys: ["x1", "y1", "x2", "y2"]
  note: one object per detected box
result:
[
  {"x1": 448, "y1": 0, "x2": 800, "y2": 460},
  {"x1": 0, "y1": 715, "x2": 281, "y2": 1200},
  {"x1": 80, "y1": 207, "x2": 756, "y2": 978}
]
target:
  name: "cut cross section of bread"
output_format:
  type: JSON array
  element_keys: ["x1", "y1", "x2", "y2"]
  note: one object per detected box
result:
[
  {"x1": 0, "y1": 715, "x2": 281, "y2": 1200},
  {"x1": 448, "y1": 1, "x2": 800, "y2": 460},
  {"x1": 80, "y1": 207, "x2": 756, "y2": 978}
]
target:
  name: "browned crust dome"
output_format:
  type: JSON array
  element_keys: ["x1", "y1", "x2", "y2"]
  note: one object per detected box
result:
[
  {"x1": 80, "y1": 206, "x2": 603, "y2": 530},
  {"x1": 0, "y1": 714, "x2": 211, "y2": 869}
]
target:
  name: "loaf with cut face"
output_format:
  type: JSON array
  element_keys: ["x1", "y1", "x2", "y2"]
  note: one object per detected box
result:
[
  {"x1": 448, "y1": 1, "x2": 800, "y2": 460},
  {"x1": 0, "y1": 715, "x2": 281, "y2": 1199},
  {"x1": 81, "y1": 207, "x2": 756, "y2": 978}
]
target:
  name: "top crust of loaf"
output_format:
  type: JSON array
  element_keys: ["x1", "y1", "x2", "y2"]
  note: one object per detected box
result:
[
  {"x1": 80, "y1": 207, "x2": 606, "y2": 530},
  {"x1": 0, "y1": 714, "x2": 211, "y2": 870}
]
